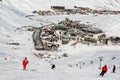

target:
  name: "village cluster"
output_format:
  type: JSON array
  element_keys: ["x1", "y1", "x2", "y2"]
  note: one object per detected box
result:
[
  {"x1": 32, "y1": 18, "x2": 120, "y2": 51},
  {"x1": 32, "y1": 6, "x2": 120, "y2": 16}
]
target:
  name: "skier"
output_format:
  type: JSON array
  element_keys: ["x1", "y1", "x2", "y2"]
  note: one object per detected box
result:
[
  {"x1": 49, "y1": 60, "x2": 56, "y2": 69},
  {"x1": 112, "y1": 65, "x2": 116, "y2": 73},
  {"x1": 22, "y1": 57, "x2": 29, "y2": 70},
  {"x1": 99, "y1": 65, "x2": 108, "y2": 76},
  {"x1": 51, "y1": 64, "x2": 56, "y2": 69}
]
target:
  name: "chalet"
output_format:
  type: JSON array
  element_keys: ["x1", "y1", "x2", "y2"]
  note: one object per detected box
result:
[
  {"x1": 65, "y1": 9, "x2": 74, "y2": 13},
  {"x1": 51, "y1": 6, "x2": 65, "y2": 12},
  {"x1": 51, "y1": 6, "x2": 65, "y2": 9},
  {"x1": 74, "y1": 6, "x2": 90, "y2": 10}
]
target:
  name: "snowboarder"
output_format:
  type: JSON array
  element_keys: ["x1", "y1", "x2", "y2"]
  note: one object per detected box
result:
[
  {"x1": 99, "y1": 65, "x2": 108, "y2": 76},
  {"x1": 112, "y1": 65, "x2": 116, "y2": 73},
  {"x1": 22, "y1": 57, "x2": 29, "y2": 70}
]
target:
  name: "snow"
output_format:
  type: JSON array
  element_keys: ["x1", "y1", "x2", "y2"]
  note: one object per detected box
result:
[{"x1": 0, "y1": 0, "x2": 120, "y2": 80}]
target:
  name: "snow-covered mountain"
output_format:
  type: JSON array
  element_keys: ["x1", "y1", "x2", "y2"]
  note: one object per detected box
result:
[
  {"x1": 0, "y1": 0, "x2": 120, "y2": 33},
  {"x1": 0, "y1": 0, "x2": 120, "y2": 80}
]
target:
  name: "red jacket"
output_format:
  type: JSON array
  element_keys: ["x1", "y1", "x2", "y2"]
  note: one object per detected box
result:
[
  {"x1": 102, "y1": 66, "x2": 108, "y2": 72},
  {"x1": 22, "y1": 59, "x2": 29, "y2": 66}
]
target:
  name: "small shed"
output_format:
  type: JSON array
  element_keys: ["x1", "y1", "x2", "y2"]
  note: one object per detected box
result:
[{"x1": 51, "y1": 6, "x2": 65, "y2": 10}]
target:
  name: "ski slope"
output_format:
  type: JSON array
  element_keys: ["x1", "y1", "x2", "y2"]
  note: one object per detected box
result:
[{"x1": 0, "y1": 0, "x2": 120, "y2": 80}]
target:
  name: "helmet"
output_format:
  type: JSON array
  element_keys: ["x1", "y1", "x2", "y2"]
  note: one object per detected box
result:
[{"x1": 25, "y1": 57, "x2": 27, "y2": 59}]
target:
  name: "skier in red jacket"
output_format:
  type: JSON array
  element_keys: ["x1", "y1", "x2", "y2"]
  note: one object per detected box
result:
[
  {"x1": 22, "y1": 57, "x2": 29, "y2": 70},
  {"x1": 99, "y1": 65, "x2": 108, "y2": 76}
]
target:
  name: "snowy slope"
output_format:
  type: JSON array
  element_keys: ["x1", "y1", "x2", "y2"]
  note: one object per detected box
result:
[{"x1": 0, "y1": 0, "x2": 120, "y2": 80}]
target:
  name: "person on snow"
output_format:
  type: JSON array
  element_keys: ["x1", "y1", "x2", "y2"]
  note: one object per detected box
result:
[
  {"x1": 51, "y1": 64, "x2": 55, "y2": 69},
  {"x1": 112, "y1": 65, "x2": 116, "y2": 73},
  {"x1": 99, "y1": 65, "x2": 108, "y2": 76},
  {"x1": 22, "y1": 57, "x2": 29, "y2": 70},
  {"x1": 49, "y1": 60, "x2": 56, "y2": 69}
]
